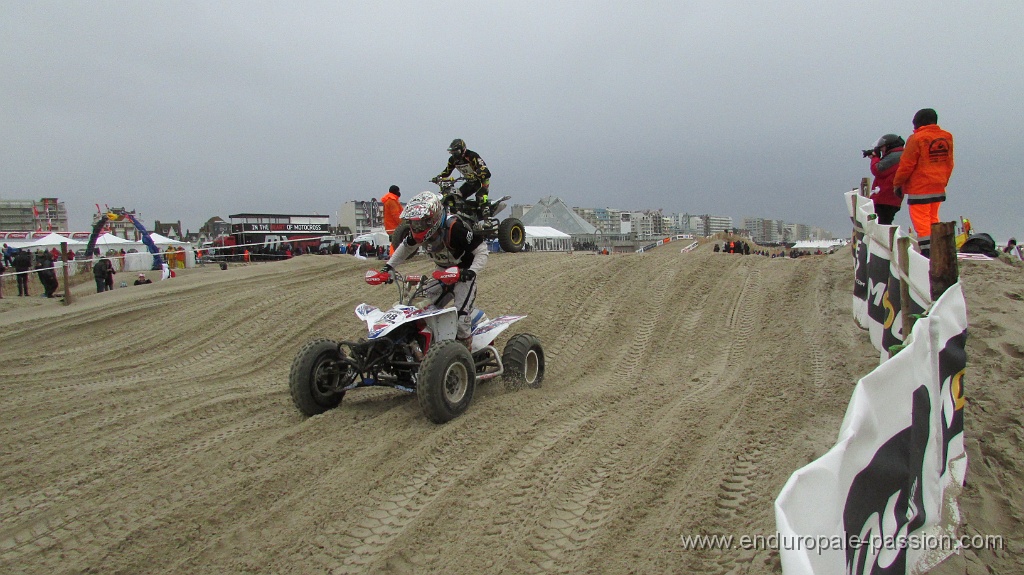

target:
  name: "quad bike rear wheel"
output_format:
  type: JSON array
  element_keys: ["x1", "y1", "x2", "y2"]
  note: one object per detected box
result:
[
  {"x1": 289, "y1": 338, "x2": 348, "y2": 416},
  {"x1": 501, "y1": 333, "x2": 545, "y2": 390},
  {"x1": 417, "y1": 339, "x2": 476, "y2": 423},
  {"x1": 498, "y1": 217, "x2": 526, "y2": 253}
]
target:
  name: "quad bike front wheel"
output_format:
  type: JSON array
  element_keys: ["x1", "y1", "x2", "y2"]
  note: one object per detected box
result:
[
  {"x1": 501, "y1": 333, "x2": 545, "y2": 390},
  {"x1": 417, "y1": 339, "x2": 476, "y2": 423},
  {"x1": 498, "y1": 217, "x2": 526, "y2": 253},
  {"x1": 289, "y1": 338, "x2": 348, "y2": 416}
]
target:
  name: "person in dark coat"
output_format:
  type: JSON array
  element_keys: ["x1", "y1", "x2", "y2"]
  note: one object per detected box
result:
[
  {"x1": 35, "y1": 251, "x2": 59, "y2": 298},
  {"x1": 93, "y1": 257, "x2": 112, "y2": 293},
  {"x1": 13, "y1": 249, "x2": 32, "y2": 296}
]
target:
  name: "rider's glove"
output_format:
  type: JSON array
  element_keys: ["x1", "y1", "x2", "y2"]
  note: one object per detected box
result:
[
  {"x1": 459, "y1": 269, "x2": 476, "y2": 282},
  {"x1": 380, "y1": 263, "x2": 393, "y2": 274}
]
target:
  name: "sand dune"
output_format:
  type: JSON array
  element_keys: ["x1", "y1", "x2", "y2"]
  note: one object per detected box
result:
[{"x1": 1, "y1": 246, "x2": 1021, "y2": 574}]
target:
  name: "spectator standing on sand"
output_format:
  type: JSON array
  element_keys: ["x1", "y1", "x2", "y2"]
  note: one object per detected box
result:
[
  {"x1": 93, "y1": 257, "x2": 112, "y2": 293},
  {"x1": 13, "y1": 249, "x2": 32, "y2": 296},
  {"x1": 105, "y1": 258, "x2": 116, "y2": 290},
  {"x1": 893, "y1": 108, "x2": 954, "y2": 258},
  {"x1": 382, "y1": 185, "x2": 403, "y2": 255},
  {"x1": 35, "y1": 251, "x2": 59, "y2": 298},
  {"x1": 866, "y1": 134, "x2": 906, "y2": 225},
  {"x1": 2, "y1": 243, "x2": 14, "y2": 267}
]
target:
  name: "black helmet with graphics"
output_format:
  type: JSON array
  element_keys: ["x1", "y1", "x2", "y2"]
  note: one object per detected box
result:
[
  {"x1": 400, "y1": 191, "x2": 445, "y2": 243},
  {"x1": 448, "y1": 138, "x2": 466, "y2": 157}
]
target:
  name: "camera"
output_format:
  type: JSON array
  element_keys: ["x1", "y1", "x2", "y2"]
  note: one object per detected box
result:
[{"x1": 862, "y1": 149, "x2": 877, "y2": 158}]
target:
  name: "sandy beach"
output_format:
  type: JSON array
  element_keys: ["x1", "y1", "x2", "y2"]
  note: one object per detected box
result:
[{"x1": 1, "y1": 246, "x2": 1021, "y2": 574}]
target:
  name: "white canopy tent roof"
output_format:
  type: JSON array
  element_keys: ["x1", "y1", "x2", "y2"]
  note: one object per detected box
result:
[
  {"x1": 23, "y1": 233, "x2": 85, "y2": 248},
  {"x1": 93, "y1": 233, "x2": 140, "y2": 246},
  {"x1": 524, "y1": 226, "x2": 571, "y2": 239},
  {"x1": 147, "y1": 232, "x2": 188, "y2": 245}
]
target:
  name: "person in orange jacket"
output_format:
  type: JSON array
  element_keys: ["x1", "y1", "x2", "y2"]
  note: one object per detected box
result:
[
  {"x1": 893, "y1": 108, "x2": 954, "y2": 257},
  {"x1": 381, "y1": 185, "x2": 402, "y2": 255}
]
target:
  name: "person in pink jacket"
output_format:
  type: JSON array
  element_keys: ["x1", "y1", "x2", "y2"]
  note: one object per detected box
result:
[{"x1": 867, "y1": 133, "x2": 905, "y2": 225}]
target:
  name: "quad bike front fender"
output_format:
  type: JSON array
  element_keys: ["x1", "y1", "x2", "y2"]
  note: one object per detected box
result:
[{"x1": 359, "y1": 303, "x2": 459, "y2": 340}]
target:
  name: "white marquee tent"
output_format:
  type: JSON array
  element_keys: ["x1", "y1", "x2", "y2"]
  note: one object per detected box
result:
[
  {"x1": 24, "y1": 233, "x2": 85, "y2": 248},
  {"x1": 147, "y1": 232, "x2": 188, "y2": 245},
  {"x1": 93, "y1": 233, "x2": 140, "y2": 247},
  {"x1": 525, "y1": 226, "x2": 572, "y2": 252}
]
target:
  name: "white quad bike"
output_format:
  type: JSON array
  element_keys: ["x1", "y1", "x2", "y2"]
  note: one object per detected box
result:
[{"x1": 289, "y1": 267, "x2": 544, "y2": 423}]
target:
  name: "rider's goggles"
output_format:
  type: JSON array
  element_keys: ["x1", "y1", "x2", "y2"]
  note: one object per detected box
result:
[{"x1": 409, "y1": 218, "x2": 434, "y2": 233}]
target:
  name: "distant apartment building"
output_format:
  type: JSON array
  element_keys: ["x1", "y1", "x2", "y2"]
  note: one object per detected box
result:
[
  {"x1": 809, "y1": 226, "x2": 834, "y2": 241},
  {"x1": 511, "y1": 204, "x2": 533, "y2": 220},
  {"x1": 572, "y1": 207, "x2": 623, "y2": 235},
  {"x1": 338, "y1": 199, "x2": 382, "y2": 235},
  {"x1": 699, "y1": 215, "x2": 733, "y2": 236},
  {"x1": 0, "y1": 198, "x2": 69, "y2": 231},
  {"x1": 743, "y1": 217, "x2": 783, "y2": 243},
  {"x1": 627, "y1": 210, "x2": 665, "y2": 239},
  {"x1": 785, "y1": 223, "x2": 812, "y2": 242},
  {"x1": 668, "y1": 213, "x2": 698, "y2": 235}
]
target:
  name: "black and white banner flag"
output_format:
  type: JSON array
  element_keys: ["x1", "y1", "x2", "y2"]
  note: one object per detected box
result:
[{"x1": 775, "y1": 285, "x2": 968, "y2": 575}]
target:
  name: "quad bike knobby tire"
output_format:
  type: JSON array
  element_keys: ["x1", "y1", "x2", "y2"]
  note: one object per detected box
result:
[
  {"x1": 417, "y1": 339, "x2": 476, "y2": 423},
  {"x1": 289, "y1": 338, "x2": 347, "y2": 416},
  {"x1": 498, "y1": 217, "x2": 526, "y2": 253},
  {"x1": 501, "y1": 333, "x2": 545, "y2": 390},
  {"x1": 390, "y1": 222, "x2": 411, "y2": 251}
]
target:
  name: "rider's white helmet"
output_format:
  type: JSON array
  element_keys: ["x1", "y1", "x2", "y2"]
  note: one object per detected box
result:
[{"x1": 401, "y1": 191, "x2": 445, "y2": 243}]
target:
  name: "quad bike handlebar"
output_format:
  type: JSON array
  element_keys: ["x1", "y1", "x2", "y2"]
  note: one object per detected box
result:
[{"x1": 364, "y1": 267, "x2": 462, "y2": 305}]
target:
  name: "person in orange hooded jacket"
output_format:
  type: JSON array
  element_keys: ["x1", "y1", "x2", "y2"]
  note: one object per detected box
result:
[
  {"x1": 893, "y1": 108, "x2": 954, "y2": 257},
  {"x1": 381, "y1": 185, "x2": 402, "y2": 255}
]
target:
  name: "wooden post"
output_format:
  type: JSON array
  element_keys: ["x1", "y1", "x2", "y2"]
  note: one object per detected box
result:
[
  {"x1": 60, "y1": 241, "x2": 73, "y2": 305},
  {"x1": 929, "y1": 222, "x2": 958, "y2": 301},
  {"x1": 898, "y1": 237, "x2": 914, "y2": 342}
]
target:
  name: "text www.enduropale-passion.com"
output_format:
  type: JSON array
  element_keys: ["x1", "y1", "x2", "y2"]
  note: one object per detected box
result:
[{"x1": 679, "y1": 533, "x2": 1004, "y2": 554}]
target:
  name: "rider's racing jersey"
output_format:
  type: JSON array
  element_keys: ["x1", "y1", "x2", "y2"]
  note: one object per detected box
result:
[
  {"x1": 438, "y1": 150, "x2": 491, "y2": 182},
  {"x1": 402, "y1": 214, "x2": 484, "y2": 269}
]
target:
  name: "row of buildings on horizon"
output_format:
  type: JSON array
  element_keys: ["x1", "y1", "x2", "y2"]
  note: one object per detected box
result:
[
  {"x1": 338, "y1": 196, "x2": 835, "y2": 245},
  {"x1": 1, "y1": 196, "x2": 834, "y2": 249}
]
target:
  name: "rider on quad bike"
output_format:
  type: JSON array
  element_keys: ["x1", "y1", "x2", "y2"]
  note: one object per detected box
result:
[
  {"x1": 382, "y1": 190, "x2": 488, "y2": 349},
  {"x1": 431, "y1": 139, "x2": 491, "y2": 215}
]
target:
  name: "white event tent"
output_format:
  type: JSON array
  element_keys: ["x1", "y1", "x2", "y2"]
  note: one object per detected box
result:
[
  {"x1": 24, "y1": 233, "x2": 85, "y2": 248},
  {"x1": 524, "y1": 226, "x2": 572, "y2": 252},
  {"x1": 147, "y1": 232, "x2": 188, "y2": 246}
]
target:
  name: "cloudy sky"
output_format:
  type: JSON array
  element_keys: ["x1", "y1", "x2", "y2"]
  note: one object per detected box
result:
[{"x1": 2, "y1": 1, "x2": 1021, "y2": 242}]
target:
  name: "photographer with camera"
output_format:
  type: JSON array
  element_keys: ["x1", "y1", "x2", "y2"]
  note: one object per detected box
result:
[{"x1": 864, "y1": 133, "x2": 906, "y2": 225}]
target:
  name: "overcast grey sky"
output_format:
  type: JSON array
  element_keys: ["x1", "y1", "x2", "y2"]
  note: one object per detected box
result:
[{"x1": 2, "y1": 1, "x2": 1021, "y2": 242}]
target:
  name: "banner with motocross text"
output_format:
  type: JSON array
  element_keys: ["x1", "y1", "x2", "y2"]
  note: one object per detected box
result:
[
  {"x1": 846, "y1": 191, "x2": 931, "y2": 360},
  {"x1": 775, "y1": 283, "x2": 968, "y2": 575}
]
